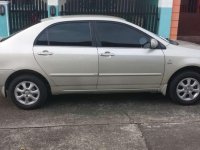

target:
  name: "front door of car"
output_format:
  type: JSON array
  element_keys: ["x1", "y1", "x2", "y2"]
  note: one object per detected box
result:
[
  {"x1": 94, "y1": 21, "x2": 165, "y2": 89},
  {"x1": 33, "y1": 21, "x2": 98, "y2": 90}
]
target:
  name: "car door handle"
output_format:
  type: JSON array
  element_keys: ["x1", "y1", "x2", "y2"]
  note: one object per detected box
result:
[
  {"x1": 100, "y1": 51, "x2": 115, "y2": 57},
  {"x1": 38, "y1": 50, "x2": 53, "y2": 56}
]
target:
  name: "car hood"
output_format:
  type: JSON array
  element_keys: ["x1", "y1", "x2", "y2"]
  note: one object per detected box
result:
[
  {"x1": 177, "y1": 41, "x2": 200, "y2": 50},
  {"x1": 166, "y1": 42, "x2": 200, "y2": 58}
]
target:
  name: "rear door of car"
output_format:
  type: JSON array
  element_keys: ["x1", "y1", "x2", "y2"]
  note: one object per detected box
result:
[
  {"x1": 94, "y1": 21, "x2": 165, "y2": 90},
  {"x1": 33, "y1": 21, "x2": 98, "y2": 90}
]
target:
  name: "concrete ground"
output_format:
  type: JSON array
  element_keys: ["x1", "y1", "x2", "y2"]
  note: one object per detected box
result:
[
  {"x1": 1, "y1": 41, "x2": 200, "y2": 150},
  {"x1": 1, "y1": 93, "x2": 200, "y2": 150}
]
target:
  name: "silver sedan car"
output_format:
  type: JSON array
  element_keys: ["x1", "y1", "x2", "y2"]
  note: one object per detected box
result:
[{"x1": 0, "y1": 15, "x2": 200, "y2": 109}]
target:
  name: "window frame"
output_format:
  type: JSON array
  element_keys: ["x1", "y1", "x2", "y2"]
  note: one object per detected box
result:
[
  {"x1": 34, "y1": 21, "x2": 96, "y2": 47},
  {"x1": 92, "y1": 20, "x2": 165, "y2": 49}
]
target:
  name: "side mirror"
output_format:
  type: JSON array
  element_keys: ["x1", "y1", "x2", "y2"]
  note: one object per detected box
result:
[{"x1": 150, "y1": 39, "x2": 159, "y2": 49}]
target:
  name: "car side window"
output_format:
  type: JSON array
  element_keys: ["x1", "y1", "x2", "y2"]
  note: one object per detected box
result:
[
  {"x1": 95, "y1": 22, "x2": 150, "y2": 48},
  {"x1": 35, "y1": 30, "x2": 48, "y2": 46},
  {"x1": 35, "y1": 22, "x2": 92, "y2": 47}
]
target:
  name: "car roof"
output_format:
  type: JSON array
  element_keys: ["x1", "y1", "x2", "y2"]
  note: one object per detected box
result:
[{"x1": 41, "y1": 15, "x2": 126, "y2": 22}]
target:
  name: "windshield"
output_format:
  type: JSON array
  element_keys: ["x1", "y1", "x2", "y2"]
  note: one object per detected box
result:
[
  {"x1": 152, "y1": 33, "x2": 179, "y2": 45},
  {"x1": 159, "y1": 36, "x2": 170, "y2": 43}
]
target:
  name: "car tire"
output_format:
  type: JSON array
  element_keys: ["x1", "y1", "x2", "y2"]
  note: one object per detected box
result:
[
  {"x1": 8, "y1": 75, "x2": 48, "y2": 109},
  {"x1": 169, "y1": 71, "x2": 200, "y2": 105}
]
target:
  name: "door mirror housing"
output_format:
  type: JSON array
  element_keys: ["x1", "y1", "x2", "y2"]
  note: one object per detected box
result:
[{"x1": 150, "y1": 39, "x2": 159, "y2": 49}]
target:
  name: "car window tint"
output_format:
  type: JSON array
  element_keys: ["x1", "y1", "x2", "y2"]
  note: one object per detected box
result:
[
  {"x1": 48, "y1": 22, "x2": 92, "y2": 46},
  {"x1": 95, "y1": 22, "x2": 150, "y2": 48},
  {"x1": 35, "y1": 30, "x2": 48, "y2": 46}
]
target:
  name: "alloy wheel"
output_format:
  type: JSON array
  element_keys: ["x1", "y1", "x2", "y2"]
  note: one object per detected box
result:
[
  {"x1": 14, "y1": 81, "x2": 40, "y2": 105},
  {"x1": 176, "y1": 78, "x2": 200, "y2": 101}
]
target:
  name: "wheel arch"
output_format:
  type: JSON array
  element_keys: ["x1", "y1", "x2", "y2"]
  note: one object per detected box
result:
[
  {"x1": 5, "y1": 69, "x2": 52, "y2": 96},
  {"x1": 166, "y1": 66, "x2": 200, "y2": 95}
]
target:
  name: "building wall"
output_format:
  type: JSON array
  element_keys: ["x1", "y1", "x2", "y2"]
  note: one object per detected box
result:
[
  {"x1": 177, "y1": 0, "x2": 200, "y2": 44},
  {"x1": 0, "y1": 0, "x2": 168, "y2": 38},
  {"x1": 170, "y1": 0, "x2": 181, "y2": 40}
]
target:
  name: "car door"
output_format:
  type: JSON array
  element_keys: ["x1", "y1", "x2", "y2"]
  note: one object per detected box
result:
[
  {"x1": 94, "y1": 21, "x2": 165, "y2": 90},
  {"x1": 33, "y1": 21, "x2": 98, "y2": 90}
]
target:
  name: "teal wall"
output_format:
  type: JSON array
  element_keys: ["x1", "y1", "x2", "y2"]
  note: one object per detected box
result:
[
  {"x1": 158, "y1": 7, "x2": 172, "y2": 38},
  {"x1": 0, "y1": 4, "x2": 9, "y2": 38},
  {"x1": 149, "y1": 0, "x2": 173, "y2": 38}
]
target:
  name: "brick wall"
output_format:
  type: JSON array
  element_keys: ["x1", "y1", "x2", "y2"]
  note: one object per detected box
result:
[{"x1": 170, "y1": 0, "x2": 181, "y2": 40}]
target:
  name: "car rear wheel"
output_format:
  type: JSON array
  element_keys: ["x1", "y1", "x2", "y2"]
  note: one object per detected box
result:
[
  {"x1": 169, "y1": 71, "x2": 200, "y2": 105},
  {"x1": 8, "y1": 75, "x2": 48, "y2": 109}
]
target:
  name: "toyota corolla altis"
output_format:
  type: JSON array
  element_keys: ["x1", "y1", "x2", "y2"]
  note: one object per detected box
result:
[{"x1": 0, "y1": 15, "x2": 200, "y2": 109}]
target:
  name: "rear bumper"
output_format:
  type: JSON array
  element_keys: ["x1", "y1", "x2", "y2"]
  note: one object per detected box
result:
[
  {"x1": 0, "y1": 69, "x2": 14, "y2": 97},
  {"x1": 1, "y1": 86, "x2": 6, "y2": 97}
]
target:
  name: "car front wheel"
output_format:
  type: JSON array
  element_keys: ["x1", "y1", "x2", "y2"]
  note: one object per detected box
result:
[
  {"x1": 8, "y1": 75, "x2": 48, "y2": 109},
  {"x1": 169, "y1": 71, "x2": 200, "y2": 105}
]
